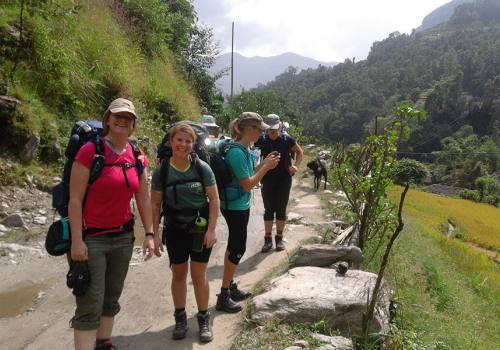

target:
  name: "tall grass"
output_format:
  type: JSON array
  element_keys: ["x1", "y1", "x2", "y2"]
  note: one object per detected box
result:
[
  {"x1": 1, "y1": 0, "x2": 200, "y2": 159},
  {"x1": 365, "y1": 187, "x2": 500, "y2": 349}
]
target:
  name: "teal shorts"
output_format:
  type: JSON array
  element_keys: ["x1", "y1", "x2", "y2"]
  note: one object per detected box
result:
[{"x1": 70, "y1": 232, "x2": 134, "y2": 330}]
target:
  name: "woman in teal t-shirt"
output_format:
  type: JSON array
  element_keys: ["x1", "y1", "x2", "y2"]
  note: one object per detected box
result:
[
  {"x1": 151, "y1": 123, "x2": 219, "y2": 343},
  {"x1": 216, "y1": 112, "x2": 280, "y2": 313}
]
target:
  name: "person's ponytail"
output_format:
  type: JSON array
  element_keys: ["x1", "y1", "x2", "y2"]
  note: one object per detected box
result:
[{"x1": 229, "y1": 119, "x2": 242, "y2": 140}]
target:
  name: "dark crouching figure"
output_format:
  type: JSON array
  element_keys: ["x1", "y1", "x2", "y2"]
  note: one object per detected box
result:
[{"x1": 307, "y1": 157, "x2": 327, "y2": 190}]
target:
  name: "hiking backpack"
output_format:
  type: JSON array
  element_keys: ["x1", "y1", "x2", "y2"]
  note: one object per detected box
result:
[{"x1": 52, "y1": 120, "x2": 144, "y2": 218}]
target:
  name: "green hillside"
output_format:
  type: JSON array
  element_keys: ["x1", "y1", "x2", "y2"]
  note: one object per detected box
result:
[
  {"x1": 0, "y1": 0, "x2": 204, "y2": 175},
  {"x1": 257, "y1": 0, "x2": 500, "y2": 152}
]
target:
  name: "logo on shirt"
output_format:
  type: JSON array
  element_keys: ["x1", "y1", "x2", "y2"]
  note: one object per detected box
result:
[{"x1": 188, "y1": 182, "x2": 203, "y2": 194}]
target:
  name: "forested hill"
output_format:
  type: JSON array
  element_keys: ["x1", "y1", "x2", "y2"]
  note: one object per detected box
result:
[
  {"x1": 0, "y1": 0, "x2": 219, "y2": 164},
  {"x1": 256, "y1": 0, "x2": 500, "y2": 154}
]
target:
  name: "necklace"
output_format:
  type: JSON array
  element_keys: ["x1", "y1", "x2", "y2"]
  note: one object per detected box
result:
[{"x1": 104, "y1": 138, "x2": 128, "y2": 155}]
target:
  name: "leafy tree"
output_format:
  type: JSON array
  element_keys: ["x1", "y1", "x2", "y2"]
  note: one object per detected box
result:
[
  {"x1": 230, "y1": 91, "x2": 290, "y2": 118},
  {"x1": 117, "y1": 0, "x2": 194, "y2": 56},
  {"x1": 432, "y1": 125, "x2": 499, "y2": 187},
  {"x1": 331, "y1": 103, "x2": 427, "y2": 251},
  {"x1": 182, "y1": 23, "x2": 224, "y2": 113},
  {"x1": 183, "y1": 24, "x2": 219, "y2": 76}
]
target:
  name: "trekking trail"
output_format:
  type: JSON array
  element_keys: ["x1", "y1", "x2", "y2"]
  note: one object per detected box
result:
[{"x1": 0, "y1": 176, "x2": 327, "y2": 350}]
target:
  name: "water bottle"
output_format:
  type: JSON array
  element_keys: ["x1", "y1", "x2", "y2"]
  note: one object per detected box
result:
[
  {"x1": 191, "y1": 216, "x2": 207, "y2": 252},
  {"x1": 251, "y1": 147, "x2": 261, "y2": 167}
]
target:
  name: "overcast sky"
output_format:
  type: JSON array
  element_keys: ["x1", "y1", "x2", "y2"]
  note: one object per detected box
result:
[{"x1": 191, "y1": 0, "x2": 452, "y2": 62}]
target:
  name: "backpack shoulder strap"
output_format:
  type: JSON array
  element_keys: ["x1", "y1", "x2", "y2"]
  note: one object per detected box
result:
[
  {"x1": 159, "y1": 156, "x2": 170, "y2": 216},
  {"x1": 160, "y1": 156, "x2": 170, "y2": 193},
  {"x1": 88, "y1": 137, "x2": 105, "y2": 184},
  {"x1": 128, "y1": 140, "x2": 144, "y2": 178},
  {"x1": 191, "y1": 153, "x2": 207, "y2": 195},
  {"x1": 225, "y1": 141, "x2": 250, "y2": 162}
]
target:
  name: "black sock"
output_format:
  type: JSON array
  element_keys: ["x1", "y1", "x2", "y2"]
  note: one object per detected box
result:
[
  {"x1": 221, "y1": 287, "x2": 229, "y2": 293},
  {"x1": 198, "y1": 309, "x2": 208, "y2": 315},
  {"x1": 175, "y1": 308, "x2": 185, "y2": 314}
]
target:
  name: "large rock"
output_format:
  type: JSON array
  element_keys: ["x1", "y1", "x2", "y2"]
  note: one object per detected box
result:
[
  {"x1": 20, "y1": 132, "x2": 40, "y2": 163},
  {"x1": 294, "y1": 244, "x2": 363, "y2": 267},
  {"x1": 0, "y1": 95, "x2": 21, "y2": 111},
  {"x1": 2, "y1": 213, "x2": 25, "y2": 227},
  {"x1": 251, "y1": 267, "x2": 391, "y2": 336},
  {"x1": 313, "y1": 334, "x2": 354, "y2": 350}
]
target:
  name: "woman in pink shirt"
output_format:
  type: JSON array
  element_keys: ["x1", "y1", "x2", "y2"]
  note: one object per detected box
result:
[{"x1": 68, "y1": 98, "x2": 154, "y2": 350}]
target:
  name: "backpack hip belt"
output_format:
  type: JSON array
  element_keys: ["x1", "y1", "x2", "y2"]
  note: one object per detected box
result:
[{"x1": 84, "y1": 217, "x2": 135, "y2": 237}]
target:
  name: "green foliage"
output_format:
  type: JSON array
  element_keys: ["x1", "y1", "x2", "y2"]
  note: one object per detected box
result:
[
  {"x1": 0, "y1": 0, "x2": 201, "y2": 165},
  {"x1": 231, "y1": 90, "x2": 290, "y2": 117},
  {"x1": 393, "y1": 158, "x2": 429, "y2": 186},
  {"x1": 432, "y1": 126, "x2": 499, "y2": 188},
  {"x1": 475, "y1": 175, "x2": 500, "y2": 201},
  {"x1": 385, "y1": 324, "x2": 450, "y2": 350},
  {"x1": 457, "y1": 175, "x2": 499, "y2": 206},
  {"x1": 459, "y1": 188, "x2": 480, "y2": 202},
  {"x1": 117, "y1": 0, "x2": 194, "y2": 56},
  {"x1": 331, "y1": 103, "x2": 425, "y2": 250},
  {"x1": 183, "y1": 24, "x2": 219, "y2": 75},
  {"x1": 222, "y1": 90, "x2": 306, "y2": 137},
  {"x1": 232, "y1": 319, "x2": 327, "y2": 350},
  {"x1": 423, "y1": 262, "x2": 454, "y2": 311}
]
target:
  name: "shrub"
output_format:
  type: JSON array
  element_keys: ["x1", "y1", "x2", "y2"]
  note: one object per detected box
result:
[
  {"x1": 459, "y1": 189, "x2": 480, "y2": 202},
  {"x1": 484, "y1": 194, "x2": 500, "y2": 207}
]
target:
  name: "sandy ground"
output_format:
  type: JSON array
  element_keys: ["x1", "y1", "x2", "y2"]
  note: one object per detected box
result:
[{"x1": 0, "y1": 177, "x2": 326, "y2": 350}]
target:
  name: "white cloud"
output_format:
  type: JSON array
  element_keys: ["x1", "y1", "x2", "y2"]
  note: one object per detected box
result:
[{"x1": 193, "y1": 0, "x2": 452, "y2": 62}]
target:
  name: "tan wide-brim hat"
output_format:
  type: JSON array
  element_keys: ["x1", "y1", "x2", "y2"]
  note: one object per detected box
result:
[
  {"x1": 103, "y1": 98, "x2": 137, "y2": 119},
  {"x1": 238, "y1": 112, "x2": 270, "y2": 130}
]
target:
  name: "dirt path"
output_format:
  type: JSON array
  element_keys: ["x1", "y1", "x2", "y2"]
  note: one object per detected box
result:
[{"x1": 0, "y1": 178, "x2": 326, "y2": 350}]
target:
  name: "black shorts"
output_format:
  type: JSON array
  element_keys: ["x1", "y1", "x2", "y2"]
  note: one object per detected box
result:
[
  {"x1": 163, "y1": 207, "x2": 212, "y2": 265},
  {"x1": 261, "y1": 175, "x2": 292, "y2": 221},
  {"x1": 221, "y1": 208, "x2": 250, "y2": 265}
]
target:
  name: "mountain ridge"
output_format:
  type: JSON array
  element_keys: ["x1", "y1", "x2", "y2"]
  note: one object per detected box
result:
[
  {"x1": 211, "y1": 51, "x2": 336, "y2": 95},
  {"x1": 417, "y1": 0, "x2": 476, "y2": 31}
]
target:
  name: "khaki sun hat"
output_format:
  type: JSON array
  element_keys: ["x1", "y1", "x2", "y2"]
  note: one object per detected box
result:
[
  {"x1": 238, "y1": 112, "x2": 270, "y2": 130},
  {"x1": 103, "y1": 98, "x2": 137, "y2": 120}
]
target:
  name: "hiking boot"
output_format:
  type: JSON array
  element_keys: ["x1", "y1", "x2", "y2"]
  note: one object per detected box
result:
[
  {"x1": 229, "y1": 281, "x2": 252, "y2": 301},
  {"x1": 261, "y1": 236, "x2": 273, "y2": 253},
  {"x1": 94, "y1": 339, "x2": 115, "y2": 350},
  {"x1": 172, "y1": 310, "x2": 188, "y2": 340},
  {"x1": 275, "y1": 236, "x2": 285, "y2": 251},
  {"x1": 197, "y1": 311, "x2": 213, "y2": 343},
  {"x1": 216, "y1": 290, "x2": 242, "y2": 313}
]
